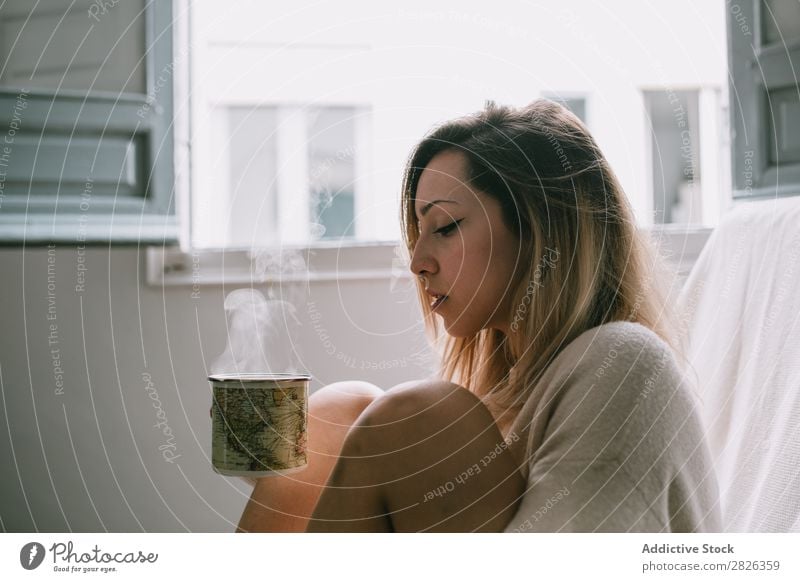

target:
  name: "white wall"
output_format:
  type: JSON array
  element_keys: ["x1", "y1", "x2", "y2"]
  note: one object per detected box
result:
[{"x1": 0, "y1": 247, "x2": 432, "y2": 532}]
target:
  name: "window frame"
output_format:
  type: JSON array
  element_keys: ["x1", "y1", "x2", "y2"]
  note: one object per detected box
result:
[
  {"x1": 155, "y1": 4, "x2": 718, "y2": 283},
  {"x1": 728, "y1": 0, "x2": 800, "y2": 200},
  {"x1": 0, "y1": 0, "x2": 177, "y2": 245},
  {"x1": 191, "y1": 103, "x2": 371, "y2": 249}
]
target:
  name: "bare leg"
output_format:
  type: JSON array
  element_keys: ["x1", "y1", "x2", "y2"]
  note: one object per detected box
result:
[
  {"x1": 236, "y1": 381, "x2": 383, "y2": 532},
  {"x1": 307, "y1": 380, "x2": 526, "y2": 532}
]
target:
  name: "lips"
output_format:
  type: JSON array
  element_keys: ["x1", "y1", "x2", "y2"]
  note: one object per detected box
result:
[{"x1": 426, "y1": 290, "x2": 448, "y2": 310}]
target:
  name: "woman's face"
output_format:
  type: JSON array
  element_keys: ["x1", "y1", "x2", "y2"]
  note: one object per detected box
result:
[{"x1": 409, "y1": 149, "x2": 521, "y2": 337}]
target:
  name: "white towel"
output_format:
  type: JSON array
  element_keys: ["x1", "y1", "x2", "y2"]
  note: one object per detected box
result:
[{"x1": 677, "y1": 196, "x2": 800, "y2": 532}]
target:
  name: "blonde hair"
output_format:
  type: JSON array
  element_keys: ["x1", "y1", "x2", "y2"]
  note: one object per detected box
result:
[{"x1": 401, "y1": 99, "x2": 681, "y2": 419}]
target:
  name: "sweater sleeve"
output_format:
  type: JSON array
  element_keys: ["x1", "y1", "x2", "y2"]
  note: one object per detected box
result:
[
  {"x1": 504, "y1": 322, "x2": 721, "y2": 532},
  {"x1": 504, "y1": 458, "x2": 666, "y2": 532}
]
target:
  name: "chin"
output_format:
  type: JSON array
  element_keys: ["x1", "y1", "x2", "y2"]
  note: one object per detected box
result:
[
  {"x1": 443, "y1": 328, "x2": 474, "y2": 338},
  {"x1": 443, "y1": 317, "x2": 510, "y2": 338},
  {"x1": 440, "y1": 317, "x2": 483, "y2": 338}
]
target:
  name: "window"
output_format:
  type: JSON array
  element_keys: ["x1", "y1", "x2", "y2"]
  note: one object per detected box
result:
[
  {"x1": 194, "y1": 104, "x2": 368, "y2": 248},
  {"x1": 643, "y1": 85, "x2": 727, "y2": 227},
  {"x1": 728, "y1": 0, "x2": 800, "y2": 199},
  {"x1": 188, "y1": 1, "x2": 730, "y2": 247},
  {"x1": 0, "y1": 0, "x2": 177, "y2": 243},
  {"x1": 1, "y1": 2, "x2": 734, "y2": 248},
  {"x1": 644, "y1": 89, "x2": 705, "y2": 225},
  {"x1": 307, "y1": 107, "x2": 360, "y2": 241}
]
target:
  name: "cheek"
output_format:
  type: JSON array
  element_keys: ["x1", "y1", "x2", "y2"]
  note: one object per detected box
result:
[
  {"x1": 491, "y1": 227, "x2": 521, "y2": 272},
  {"x1": 483, "y1": 233, "x2": 521, "y2": 300},
  {"x1": 448, "y1": 224, "x2": 516, "y2": 300},
  {"x1": 439, "y1": 238, "x2": 468, "y2": 276},
  {"x1": 455, "y1": 239, "x2": 496, "y2": 298}
]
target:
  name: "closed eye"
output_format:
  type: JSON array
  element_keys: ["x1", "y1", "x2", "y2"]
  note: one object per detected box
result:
[{"x1": 435, "y1": 219, "x2": 463, "y2": 237}]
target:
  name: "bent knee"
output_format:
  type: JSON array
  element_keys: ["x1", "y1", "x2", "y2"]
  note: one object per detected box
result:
[
  {"x1": 310, "y1": 381, "x2": 383, "y2": 425},
  {"x1": 313, "y1": 380, "x2": 383, "y2": 403},
  {"x1": 362, "y1": 379, "x2": 493, "y2": 435},
  {"x1": 389, "y1": 379, "x2": 482, "y2": 415}
]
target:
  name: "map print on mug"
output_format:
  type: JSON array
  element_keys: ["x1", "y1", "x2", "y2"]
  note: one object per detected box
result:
[{"x1": 210, "y1": 373, "x2": 309, "y2": 477}]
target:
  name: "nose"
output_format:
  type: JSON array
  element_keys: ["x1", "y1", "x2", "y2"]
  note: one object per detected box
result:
[{"x1": 409, "y1": 240, "x2": 437, "y2": 279}]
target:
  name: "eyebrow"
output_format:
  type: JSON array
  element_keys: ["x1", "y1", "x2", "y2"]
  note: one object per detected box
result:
[{"x1": 416, "y1": 199, "x2": 459, "y2": 219}]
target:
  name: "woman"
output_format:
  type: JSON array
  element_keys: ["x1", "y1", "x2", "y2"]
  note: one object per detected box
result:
[{"x1": 237, "y1": 99, "x2": 721, "y2": 533}]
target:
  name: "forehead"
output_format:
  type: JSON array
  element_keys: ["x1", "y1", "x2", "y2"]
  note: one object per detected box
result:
[{"x1": 415, "y1": 150, "x2": 477, "y2": 214}]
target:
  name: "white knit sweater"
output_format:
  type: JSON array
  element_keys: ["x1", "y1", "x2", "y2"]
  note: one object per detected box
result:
[{"x1": 503, "y1": 321, "x2": 722, "y2": 532}]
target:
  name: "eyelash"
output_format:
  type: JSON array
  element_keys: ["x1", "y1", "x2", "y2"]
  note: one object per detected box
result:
[{"x1": 434, "y1": 219, "x2": 462, "y2": 237}]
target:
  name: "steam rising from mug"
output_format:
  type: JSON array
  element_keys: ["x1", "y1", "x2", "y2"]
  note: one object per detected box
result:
[{"x1": 210, "y1": 249, "x2": 309, "y2": 375}]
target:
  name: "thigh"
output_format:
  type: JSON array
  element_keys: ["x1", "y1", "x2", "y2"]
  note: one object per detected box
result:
[
  {"x1": 313, "y1": 380, "x2": 526, "y2": 532},
  {"x1": 236, "y1": 380, "x2": 383, "y2": 532}
]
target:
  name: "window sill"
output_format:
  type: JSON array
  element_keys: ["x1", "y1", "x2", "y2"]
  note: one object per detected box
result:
[
  {"x1": 0, "y1": 214, "x2": 179, "y2": 246},
  {"x1": 146, "y1": 240, "x2": 409, "y2": 287},
  {"x1": 147, "y1": 227, "x2": 713, "y2": 288},
  {"x1": 646, "y1": 224, "x2": 714, "y2": 279}
]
